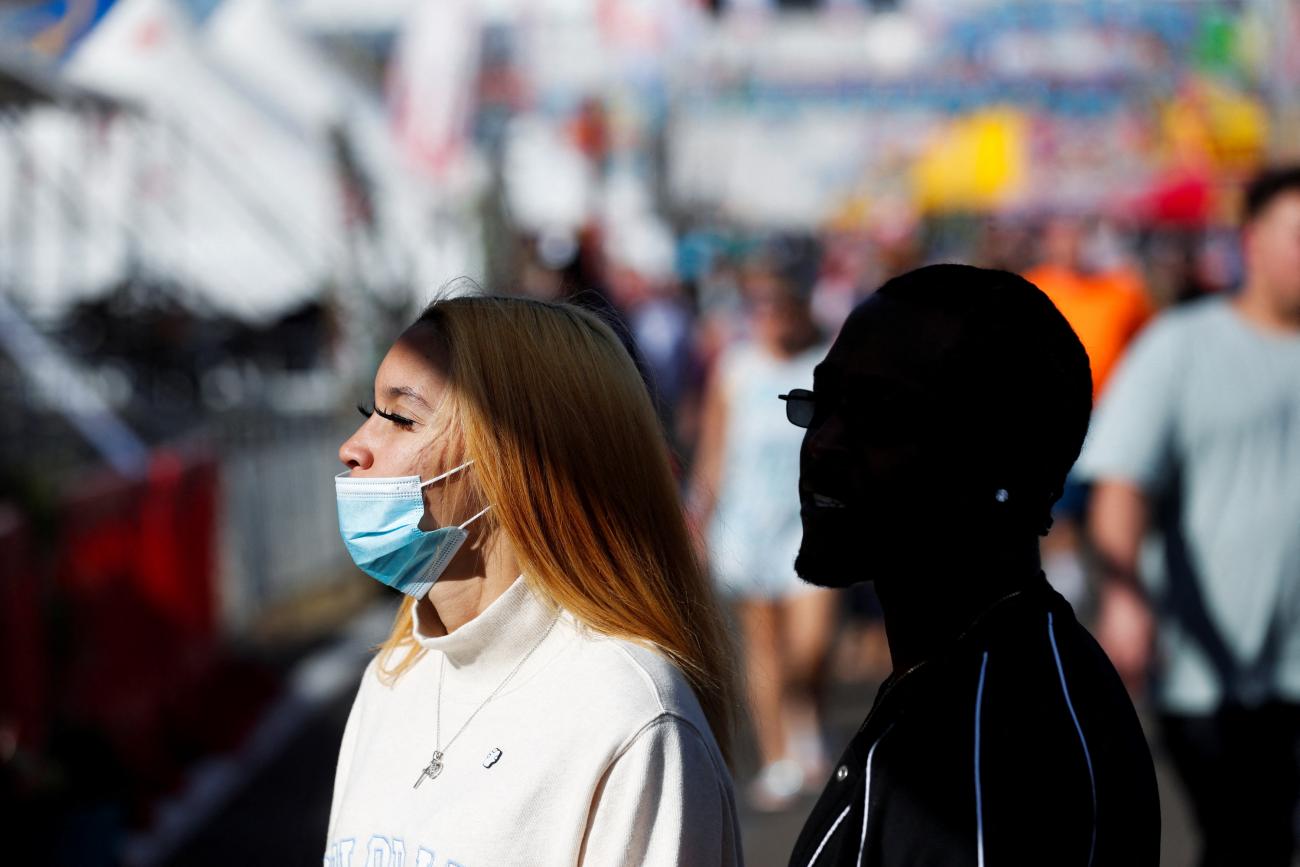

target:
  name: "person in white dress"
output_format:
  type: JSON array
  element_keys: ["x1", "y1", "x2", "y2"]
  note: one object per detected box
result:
[{"x1": 690, "y1": 257, "x2": 838, "y2": 811}]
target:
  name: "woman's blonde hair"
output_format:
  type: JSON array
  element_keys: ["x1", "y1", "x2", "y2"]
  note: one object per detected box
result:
[{"x1": 372, "y1": 294, "x2": 739, "y2": 763}]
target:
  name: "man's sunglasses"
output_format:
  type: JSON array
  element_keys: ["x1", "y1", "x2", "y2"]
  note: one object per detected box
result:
[
  {"x1": 778, "y1": 389, "x2": 816, "y2": 428},
  {"x1": 780, "y1": 384, "x2": 929, "y2": 437}
]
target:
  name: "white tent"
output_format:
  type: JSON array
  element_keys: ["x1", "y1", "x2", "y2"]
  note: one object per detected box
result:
[
  {"x1": 0, "y1": 105, "x2": 134, "y2": 318},
  {"x1": 58, "y1": 0, "x2": 346, "y2": 322},
  {"x1": 209, "y1": 0, "x2": 484, "y2": 304}
]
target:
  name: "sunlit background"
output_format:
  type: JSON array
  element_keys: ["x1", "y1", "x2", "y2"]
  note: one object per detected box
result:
[{"x1": 1, "y1": 0, "x2": 1296, "y2": 864}]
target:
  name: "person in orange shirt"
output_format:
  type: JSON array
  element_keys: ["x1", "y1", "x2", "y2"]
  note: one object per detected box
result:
[
  {"x1": 1024, "y1": 215, "x2": 1155, "y2": 606},
  {"x1": 1025, "y1": 216, "x2": 1154, "y2": 401}
]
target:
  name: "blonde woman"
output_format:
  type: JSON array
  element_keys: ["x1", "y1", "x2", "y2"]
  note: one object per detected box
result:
[{"x1": 325, "y1": 295, "x2": 742, "y2": 866}]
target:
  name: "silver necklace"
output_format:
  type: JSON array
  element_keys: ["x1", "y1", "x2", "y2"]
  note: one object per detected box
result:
[{"x1": 413, "y1": 614, "x2": 560, "y2": 789}]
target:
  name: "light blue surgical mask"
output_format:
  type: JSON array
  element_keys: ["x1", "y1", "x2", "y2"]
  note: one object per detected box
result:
[{"x1": 335, "y1": 461, "x2": 490, "y2": 599}]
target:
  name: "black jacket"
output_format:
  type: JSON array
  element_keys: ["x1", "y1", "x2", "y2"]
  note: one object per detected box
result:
[{"x1": 789, "y1": 575, "x2": 1160, "y2": 867}]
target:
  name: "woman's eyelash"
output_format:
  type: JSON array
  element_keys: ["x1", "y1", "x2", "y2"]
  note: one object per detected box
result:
[
  {"x1": 357, "y1": 403, "x2": 416, "y2": 428},
  {"x1": 379, "y1": 409, "x2": 416, "y2": 428}
]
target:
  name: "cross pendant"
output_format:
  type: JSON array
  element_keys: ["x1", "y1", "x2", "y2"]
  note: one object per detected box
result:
[{"x1": 413, "y1": 751, "x2": 444, "y2": 789}]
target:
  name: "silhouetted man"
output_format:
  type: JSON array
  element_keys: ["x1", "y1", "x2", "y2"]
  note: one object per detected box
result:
[{"x1": 785, "y1": 265, "x2": 1159, "y2": 866}]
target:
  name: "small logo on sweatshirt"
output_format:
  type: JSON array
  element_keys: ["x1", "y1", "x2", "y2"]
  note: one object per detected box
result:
[{"x1": 483, "y1": 748, "x2": 503, "y2": 768}]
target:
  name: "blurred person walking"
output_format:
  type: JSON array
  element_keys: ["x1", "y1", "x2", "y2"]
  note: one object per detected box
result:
[
  {"x1": 1025, "y1": 216, "x2": 1154, "y2": 401},
  {"x1": 690, "y1": 254, "x2": 838, "y2": 811},
  {"x1": 787, "y1": 265, "x2": 1159, "y2": 866},
  {"x1": 328, "y1": 295, "x2": 742, "y2": 865},
  {"x1": 1025, "y1": 215, "x2": 1155, "y2": 607},
  {"x1": 1078, "y1": 166, "x2": 1300, "y2": 867}
]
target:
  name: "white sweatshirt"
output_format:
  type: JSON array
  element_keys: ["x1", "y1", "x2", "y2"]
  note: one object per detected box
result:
[{"x1": 325, "y1": 576, "x2": 743, "y2": 867}]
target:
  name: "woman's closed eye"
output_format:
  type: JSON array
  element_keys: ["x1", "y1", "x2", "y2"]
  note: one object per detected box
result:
[{"x1": 357, "y1": 403, "x2": 417, "y2": 430}]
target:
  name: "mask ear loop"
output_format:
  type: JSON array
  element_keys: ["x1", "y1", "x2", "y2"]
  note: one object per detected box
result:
[
  {"x1": 457, "y1": 505, "x2": 492, "y2": 529},
  {"x1": 416, "y1": 460, "x2": 489, "y2": 529},
  {"x1": 419, "y1": 459, "x2": 475, "y2": 488}
]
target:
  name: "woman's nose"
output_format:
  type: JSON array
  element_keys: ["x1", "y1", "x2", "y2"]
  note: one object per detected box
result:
[{"x1": 338, "y1": 430, "x2": 373, "y2": 471}]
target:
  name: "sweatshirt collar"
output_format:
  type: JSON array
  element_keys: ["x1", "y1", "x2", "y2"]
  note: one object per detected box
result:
[{"x1": 411, "y1": 575, "x2": 559, "y2": 678}]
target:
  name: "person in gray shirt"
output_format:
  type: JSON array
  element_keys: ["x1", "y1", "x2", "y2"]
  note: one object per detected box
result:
[{"x1": 1076, "y1": 165, "x2": 1300, "y2": 867}]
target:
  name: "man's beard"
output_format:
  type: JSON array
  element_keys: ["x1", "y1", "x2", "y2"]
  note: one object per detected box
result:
[
  {"x1": 794, "y1": 503, "x2": 924, "y2": 588},
  {"x1": 794, "y1": 507, "x2": 867, "y2": 588}
]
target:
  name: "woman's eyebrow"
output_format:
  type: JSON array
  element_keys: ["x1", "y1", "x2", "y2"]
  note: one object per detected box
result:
[{"x1": 385, "y1": 385, "x2": 432, "y2": 411}]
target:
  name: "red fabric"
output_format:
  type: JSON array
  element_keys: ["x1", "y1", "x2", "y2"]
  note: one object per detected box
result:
[
  {"x1": 52, "y1": 450, "x2": 224, "y2": 803},
  {"x1": 0, "y1": 506, "x2": 48, "y2": 752},
  {"x1": 1139, "y1": 170, "x2": 1214, "y2": 226}
]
